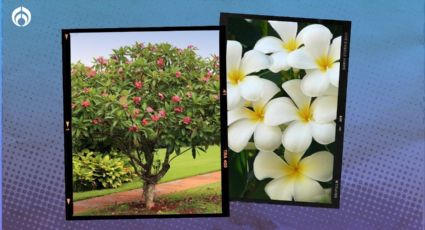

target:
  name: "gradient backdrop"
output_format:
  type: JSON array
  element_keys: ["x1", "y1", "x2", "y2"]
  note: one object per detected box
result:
[{"x1": 2, "y1": 0, "x2": 424, "y2": 229}]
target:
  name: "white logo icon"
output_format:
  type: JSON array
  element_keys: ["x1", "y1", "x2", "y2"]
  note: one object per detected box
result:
[{"x1": 11, "y1": 6, "x2": 31, "y2": 27}]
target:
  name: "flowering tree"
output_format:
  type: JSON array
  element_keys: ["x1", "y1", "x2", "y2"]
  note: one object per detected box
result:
[
  {"x1": 71, "y1": 42, "x2": 220, "y2": 208},
  {"x1": 226, "y1": 18, "x2": 342, "y2": 203}
]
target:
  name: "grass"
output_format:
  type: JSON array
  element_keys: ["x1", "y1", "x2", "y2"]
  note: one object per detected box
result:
[
  {"x1": 77, "y1": 182, "x2": 222, "y2": 216},
  {"x1": 73, "y1": 145, "x2": 221, "y2": 201}
]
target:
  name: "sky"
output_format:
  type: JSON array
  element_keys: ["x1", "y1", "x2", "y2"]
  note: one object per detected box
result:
[{"x1": 70, "y1": 30, "x2": 219, "y2": 65}]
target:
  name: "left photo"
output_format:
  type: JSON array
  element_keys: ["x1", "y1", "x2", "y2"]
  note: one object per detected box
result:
[{"x1": 62, "y1": 27, "x2": 228, "y2": 219}]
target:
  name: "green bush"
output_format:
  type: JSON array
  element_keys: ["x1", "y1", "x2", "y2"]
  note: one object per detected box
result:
[{"x1": 73, "y1": 149, "x2": 134, "y2": 192}]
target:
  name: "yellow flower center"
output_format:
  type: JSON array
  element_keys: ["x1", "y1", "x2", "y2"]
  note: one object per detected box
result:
[
  {"x1": 297, "y1": 105, "x2": 313, "y2": 123},
  {"x1": 282, "y1": 38, "x2": 300, "y2": 52},
  {"x1": 245, "y1": 105, "x2": 265, "y2": 123},
  {"x1": 228, "y1": 69, "x2": 245, "y2": 85},
  {"x1": 316, "y1": 55, "x2": 334, "y2": 72}
]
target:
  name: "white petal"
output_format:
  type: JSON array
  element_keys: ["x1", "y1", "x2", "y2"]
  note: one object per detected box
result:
[
  {"x1": 328, "y1": 62, "x2": 340, "y2": 87},
  {"x1": 293, "y1": 176, "x2": 325, "y2": 202},
  {"x1": 227, "y1": 84, "x2": 243, "y2": 110},
  {"x1": 282, "y1": 121, "x2": 312, "y2": 153},
  {"x1": 239, "y1": 76, "x2": 264, "y2": 102},
  {"x1": 300, "y1": 151, "x2": 334, "y2": 182},
  {"x1": 228, "y1": 107, "x2": 251, "y2": 126},
  {"x1": 227, "y1": 40, "x2": 242, "y2": 72},
  {"x1": 299, "y1": 24, "x2": 332, "y2": 59},
  {"x1": 300, "y1": 70, "x2": 331, "y2": 97},
  {"x1": 254, "y1": 36, "x2": 284, "y2": 54},
  {"x1": 269, "y1": 51, "x2": 290, "y2": 73},
  {"x1": 228, "y1": 119, "x2": 257, "y2": 153},
  {"x1": 329, "y1": 36, "x2": 341, "y2": 61},
  {"x1": 269, "y1": 20, "x2": 298, "y2": 42},
  {"x1": 311, "y1": 96, "x2": 338, "y2": 123},
  {"x1": 283, "y1": 149, "x2": 304, "y2": 166},
  {"x1": 254, "y1": 123, "x2": 282, "y2": 151},
  {"x1": 264, "y1": 176, "x2": 295, "y2": 201},
  {"x1": 240, "y1": 50, "x2": 271, "y2": 75},
  {"x1": 323, "y1": 84, "x2": 338, "y2": 96},
  {"x1": 253, "y1": 151, "x2": 290, "y2": 180},
  {"x1": 264, "y1": 97, "x2": 298, "y2": 126},
  {"x1": 252, "y1": 78, "x2": 281, "y2": 109},
  {"x1": 282, "y1": 79, "x2": 311, "y2": 109},
  {"x1": 310, "y1": 122, "x2": 336, "y2": 145},
  {"x1": 286, "y1": 47, "x2": 317, "y2": 69}
]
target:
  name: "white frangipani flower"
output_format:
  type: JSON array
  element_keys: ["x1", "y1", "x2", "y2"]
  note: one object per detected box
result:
[
  {"x1": 254, "y1": 21, "x2": 303, "y2": 73},
  {"x1": 227, "y1": 40, "x2": 271, "y2": 110},
  {"x1": 287, "y1": 24, "x2": 341, "y2": 97},
  {"x1": 263, "y1": 79, "x2": 337, "y2": 153},
  {"x1": 254, "y1": 150, "x2": 333, "y2": 202},
  {"x1": 228, "y1": 80, "x2": 282, "y2": 152}
]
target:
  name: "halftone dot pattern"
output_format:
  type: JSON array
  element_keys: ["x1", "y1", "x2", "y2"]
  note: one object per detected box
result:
[{"x1": 2, "y1": 0, "x2": 424, "y2": 229}]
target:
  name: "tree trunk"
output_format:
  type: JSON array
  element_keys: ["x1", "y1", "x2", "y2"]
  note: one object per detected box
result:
[{"x1": 143, "y1": 182, "x2": 156, "y2": 209}]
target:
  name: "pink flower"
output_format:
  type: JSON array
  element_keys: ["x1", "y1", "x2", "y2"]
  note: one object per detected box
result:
[
  {"x1": 83, "y1": 87, "x2": 91, "y2": 94},
  {"x1": 96, "y1": 56, "x2": 108, "y2": 65},
  {"x1": 87, "y1": 69, "x2": 97, "y2": 78},
  {"x1": 187, "y1": 45, "x2": 194, "y2": 49},
  {"x1": 151, "y1": 114, "x2": 160, "y2": 122},
  {"x1": 141, "y1": 119, "x2": 149, "y2": 126},
  {"x1": 157, "y1": 58, "x2": 164, "y2": 67},
  {"x1": 175, "y1": 71, "x2": 181, "y2": 78},
  {"x1": 133, "y1": 109, "x2": 140, "y2": 115},
  {"x1": 133, "y1": 96, "x2": 142, "y2": 105},
  {"x1": 158, "y1": 93, "x2": 165, "y2": 100},
  {"x1": 159, "y1": 110, "x2": 166, "y2": 118},
  {"x1": 206, "y1": 70, "x2": 213, "y2": 77},
  {"x1": 134, "y1": 81, "x2": 143, "y2": 89},
  {"x1": 174, "y1": 106, "x2": 184, "y2": 113},
  {"x1": 128, "y1": 124, "x2": 138, "y2": 132},
  {"x1": 82, "y1": 100, "x2": 90, "y2": 108},
  {"x1": 146, "y1": 106, "x2": 154, "y2": 113},
  {"x1": 172, "y1": 95, "x2": 181, "y2": 103},
  {"x1": 186, "y1": 92, "x2": 192, "y2": 98},
  {"x1": 122, "y1": 104, "x2": 128, "y2": 110},
  {"x1": 202, "y1": 76, "x2": 210, "y2": 82},
  {"x1": 183, "y1": 116, "x2": 192, "y2": 125},
  {"x1": 92, "y1": 118, "x2": 100, "y2": 125}
]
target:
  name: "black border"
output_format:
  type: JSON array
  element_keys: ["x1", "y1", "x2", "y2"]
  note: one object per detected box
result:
[
  {"x1": 220, "y1": 13, "x2": 351, "y2": 209},
  {"x1": 62, "y1": 26, "x2": 229, "y2": 220}
]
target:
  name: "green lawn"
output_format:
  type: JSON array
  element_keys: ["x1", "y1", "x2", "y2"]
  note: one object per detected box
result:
[
  {"x1": 73, "y1": 145, "x2": 221, "y2": 201},
  {"x1": 77, "y1": 182, "x2": 222, "y2": 216}
]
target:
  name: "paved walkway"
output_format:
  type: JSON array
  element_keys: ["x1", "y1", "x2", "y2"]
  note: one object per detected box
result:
[{"x1": 73, "y1": 171, "x2": 221, "y2": 214}]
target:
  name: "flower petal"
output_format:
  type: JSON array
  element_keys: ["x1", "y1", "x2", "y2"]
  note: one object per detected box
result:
[
  {"x1": 252, "y1": 78, "x2": 281, "y2": 109},
  {"x1": 254, "y1": 151, "x2": 291, "y2": 180},
  {"x1": 227, "y1": 40, "x2": 242, "y2": 72},
  {"x1": 228, "y1": 119, "x2": 257, "y2": 152},
  {"x1": 227, "y1": 84, "x2": 243, "y2": 110},
  {"x1": 299, "y1": 24, "x2": 332, "y2": 59},
  {"x1": 254, "y1": 36, "x2": 284, "y2": 54},
  {"x1": 300, "y1": 151, "x2": 334, "y2": 182},
  {"x1": 269, "y1": 20, "x2": 298, "y2": 42},
  {"x1": 228, "y1": 107, "x2": 251, "y2": 126},
  {"x1": 239, "y1": 75, "x2": 264, "y2": 102},
  {"x1": 323, "y1": 84, "x2": 338, "y2": 96},
  {"x1": 282, "y1": 121, "x2": 312, "y2": 153},
  {"x1": 264, "y1": 97, "x2": 298, "y2": 126},
  {"x1": 283, "y1": 149, "x2": 304, "y2": 166},
  {"x1": 269, "y1": 51, "x2": 290, "y2": 73},
  {"x1": 329, "y1": 36, "x2": 341, "y2": 61},
  {"x1": 286, "y1": 47, "x2": 317, "y2": 69},
  {"x1": 240, "y1": 50, "x2": 271, "y2": 75},
  {"x1": 300, "y1": 70, "x2": 331, "y2": 97},
  {"x1": 254, "y1": 123, "x2": 282, "y2": 151},
  {"x1": 311, "y1": 96, "x2": 337, "y2": 123},
  {"x1": 293, "y1": 175, "x2": 325, "y2": 202},
  {"x1": 282, "y1": 79, "x2": 311, "y2": 109},
  {"x1": 310, "y1": 122, "x2": 336, "y2": 145},
  {"x1": 264, "y1": 176, "x2": 295, "y2": 201},
  {"x1": 328, "y1": 62, "x2": 340, "y2": 87}
]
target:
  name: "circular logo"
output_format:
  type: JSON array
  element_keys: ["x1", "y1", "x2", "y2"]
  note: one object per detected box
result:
[{"x1": 11, "y1": 6, "x2": 31, "y2": 27}]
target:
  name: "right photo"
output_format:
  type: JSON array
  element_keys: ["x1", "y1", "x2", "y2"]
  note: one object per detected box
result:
[{"x1": 221, "y1": 13, "x2": 351, "y2": 207}]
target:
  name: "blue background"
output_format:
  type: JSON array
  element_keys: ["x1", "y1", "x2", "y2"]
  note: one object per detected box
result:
[{"x1": 2, "y1": 0, "x2": 424, "y2": 229}]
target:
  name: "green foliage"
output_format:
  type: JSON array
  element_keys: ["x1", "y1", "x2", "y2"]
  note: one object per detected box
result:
[{"x1": 73, "y1": 149, "x2": 134, "y2": 192}]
